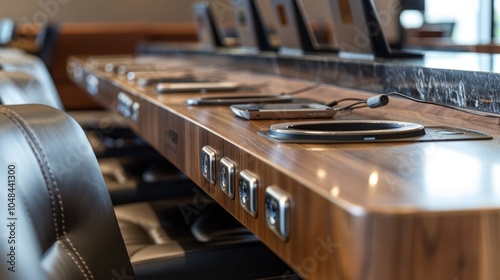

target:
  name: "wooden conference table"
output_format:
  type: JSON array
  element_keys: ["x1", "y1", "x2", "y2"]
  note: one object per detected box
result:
[{"x1": 68, "y1": 55, "x2": 500, "y2": 280}]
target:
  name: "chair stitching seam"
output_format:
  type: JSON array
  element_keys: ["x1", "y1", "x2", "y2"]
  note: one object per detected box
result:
[
  {"x1": 8, "y1": 109, "x2": 68, "y2": 234},
  {"x1": 0, "y1": 107, "x2": 60, "y2": 238},
  {"x1": 59, "y1": 241, "x2": 90, "y2": 280},
  {"x1": 6, "y1": 108, "x2": 95, "y2": 280},
  {"x1": 65, "y1": 237, "x2": 94, "y2": 280}
]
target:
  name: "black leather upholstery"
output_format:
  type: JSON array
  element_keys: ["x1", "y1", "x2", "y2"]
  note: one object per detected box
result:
[
  {"x1": 34, "y1": 23, "x2": 60, "y2": 68},
  {"x1": 116, "y1": 197, "x2": 292, "y2": 280},
  {"x1": 0, "y1": 54, "x2": 64, "y2": 110},
  {"x1": 0, "y1": 70, "x2": 58, "y2": 106},
  {"x1": 0, "y1": 104, "x2": 294, "y2": 279},
  {"x1": 0, "y1": 104, "x2": 134, "y2": 279},
  {"x1": 101, "y1": 156, "x2": 196, "y2": 205},
  {"x1": 0, "y1": 53, "x2": 146, "y2": 151}
]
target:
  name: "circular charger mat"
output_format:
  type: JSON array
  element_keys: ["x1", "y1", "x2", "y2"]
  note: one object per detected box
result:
[{"x1": 258, "y1": 120, "x2": 492, "y2": 143}]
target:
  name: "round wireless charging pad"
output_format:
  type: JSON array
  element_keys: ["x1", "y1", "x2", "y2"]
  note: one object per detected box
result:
[{"x1": 258, "y1": 120, "x2": 492, "y2": 143}]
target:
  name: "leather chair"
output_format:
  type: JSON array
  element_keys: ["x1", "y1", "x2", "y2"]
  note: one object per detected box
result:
[
  {"x1": 0, "y1": 104, "x2": 133, "y2": 279},
  {"x1": 0, "y1": 62, "x2": 194, "y2": 204},
  {"x1": 33, "y1": 22, "x2": 60, "y2": 68},
  {"x1": 0, "y1": 104, "x2": 293, "y2": 279},
  {"x1": 0, "y1": 54, "x2": 64, "y2": 110},
  {"x1": 0, "y1": 52, "x2": 161, "y2": 158}
]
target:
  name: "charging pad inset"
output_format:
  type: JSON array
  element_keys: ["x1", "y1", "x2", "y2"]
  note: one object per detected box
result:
[{"x1": 258, "y1": 120, "x2": 492, "y2": 143}]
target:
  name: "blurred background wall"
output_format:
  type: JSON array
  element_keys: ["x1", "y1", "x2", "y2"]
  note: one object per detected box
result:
[{"x1": 0, "y1": 0, "x2": 199, "y2": 23}]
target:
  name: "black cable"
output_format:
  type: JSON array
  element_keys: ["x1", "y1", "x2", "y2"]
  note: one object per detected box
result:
[
  {"x1": 335, "y1": 101, "x2": 367, "y2": 111},
  {"x1": 326, "y1": 91, "x2": 500, "y2": 121},
  {"x1": 345, "y1": 104, "x2": 369, "y2": 110},
  {"x1": 327, "y1": 98, "x2": 366, "y2": 107},
  {"x1": 281, "y1": 81, "x2": 322, "y2": 96},
  {"x1": 386, "y1": 92, "x2": 500, "y2": 120}
]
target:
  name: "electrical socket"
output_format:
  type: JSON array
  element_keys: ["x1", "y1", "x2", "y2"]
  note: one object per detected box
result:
[
  {"x1": 265, "y1": 186, "x2": 290, "y2": 241},
  {"x1": 239, "y1": 170, "x2": 258, "y2": 217},
  {"x1": 220, "y1": 157, "x2": 236, "y2": 199},
  {"x1": 201, "y1": 146, "x2": 216, "y2": 185}
]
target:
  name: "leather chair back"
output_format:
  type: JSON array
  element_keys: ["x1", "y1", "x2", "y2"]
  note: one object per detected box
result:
[
  {"x1": 35, "y1": 23, "x2": 60, "y2": 68},
  {"x1": 0, "y1": 71, "x2": 60, "y2": 107},
  {"x1": 0, "y1": 104, "x2": 134, "y2": 279}
]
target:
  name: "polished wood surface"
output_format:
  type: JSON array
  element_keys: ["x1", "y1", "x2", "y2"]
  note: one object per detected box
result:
[{"x1": 69, "y1": 55, "x2": 500, "y2": 280}]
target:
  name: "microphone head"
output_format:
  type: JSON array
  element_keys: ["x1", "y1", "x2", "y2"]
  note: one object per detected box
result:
[{"x1": 367, "y1": 94, "x2": 389, "y2": 108}]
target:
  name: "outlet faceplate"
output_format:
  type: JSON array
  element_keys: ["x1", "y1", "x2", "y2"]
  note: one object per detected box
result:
[
  {"x1": 239, "y1": 170, "x2": 258, "y2": 217},
  {"x1": 131, "y1": 102, "x2": 140, "y2": 122}
]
